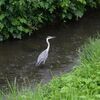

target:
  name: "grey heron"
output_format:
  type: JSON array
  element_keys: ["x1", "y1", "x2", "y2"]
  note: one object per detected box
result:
[{"x1": 36, "y1": 36, "x2": 55, "y2": 66}]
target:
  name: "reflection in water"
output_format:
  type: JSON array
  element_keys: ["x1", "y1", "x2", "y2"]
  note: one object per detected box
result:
[{"x1": 0, "y1": 9, "x2": 100, "y2": 88}]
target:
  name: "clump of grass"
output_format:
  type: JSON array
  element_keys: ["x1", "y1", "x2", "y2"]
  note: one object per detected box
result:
[{"x1": 0, "y1": 37, "x2": 100, "y2": 100}]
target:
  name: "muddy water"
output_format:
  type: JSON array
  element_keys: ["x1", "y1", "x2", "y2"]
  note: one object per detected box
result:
[{"x1": 0, "y1": 9, "x2": 100, "y2": 88}]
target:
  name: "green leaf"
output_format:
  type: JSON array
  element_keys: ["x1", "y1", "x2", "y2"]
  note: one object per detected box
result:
[
  {"x1": 77, "y1": 0, "x2": 86, "y2": 5},
  {"x1": 0, "y1": 0, "x2": 5, "y2": 6},
  {"x1": 75, "y1": 10, "x2": 84, "y2": 18},
  {"x1": 0, "y1": 14, "x2": 5, "y2": 21},
  {"x1": 19, "y1": 18, "x2": 27, "y2": 24},
  {"x1": 24, "y1": 28, "x2": 30, "y2": 33},
  {"x1": 17, "y1": 26, "x2": 23, "y2": 31},
  {"x1": 12, "y1": 19, "x2": 20, "y2": 26},
  {"x1": 0, "y1": 23, "x2": 4, "y2": 30}
]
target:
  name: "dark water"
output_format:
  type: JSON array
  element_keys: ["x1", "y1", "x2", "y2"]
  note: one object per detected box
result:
[{"x1": 0, "y1": 9, "x2": 100, "y2": 88}]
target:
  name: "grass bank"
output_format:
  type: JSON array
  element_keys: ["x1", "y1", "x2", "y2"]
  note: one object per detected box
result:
[{"x1": 0, "y1": 37, "x2": 100, "y2": 100}]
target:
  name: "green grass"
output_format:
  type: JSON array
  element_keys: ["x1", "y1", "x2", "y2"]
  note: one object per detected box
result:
[{"x1": 0, "y1": 37, "x2": 100, "y2": 100}]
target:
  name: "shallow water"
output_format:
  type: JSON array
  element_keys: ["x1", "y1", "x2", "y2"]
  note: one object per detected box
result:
[{"x1": 0, "y1": 9, "x2": 100, "y2": 88}]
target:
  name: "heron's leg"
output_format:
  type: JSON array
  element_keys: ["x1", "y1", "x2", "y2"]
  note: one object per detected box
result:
[{"x1": 43, "y1": 60, "x2": 46, "y2": 64}]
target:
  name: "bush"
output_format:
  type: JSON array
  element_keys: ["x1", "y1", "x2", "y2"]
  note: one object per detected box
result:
[{"x1": 0, "y1": 0, "x2": 100, "y2": 41}]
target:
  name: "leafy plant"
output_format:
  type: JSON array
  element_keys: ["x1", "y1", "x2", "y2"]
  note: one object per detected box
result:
[{"x1": 0, "y1": 0, "x2": 100, "y2": 41}]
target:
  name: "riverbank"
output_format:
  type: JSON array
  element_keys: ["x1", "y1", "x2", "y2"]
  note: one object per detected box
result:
[{"x1": 0, "y1": 36, "x2": 100, "y2": 99}]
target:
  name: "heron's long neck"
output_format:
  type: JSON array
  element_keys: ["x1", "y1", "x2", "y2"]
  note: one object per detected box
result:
[{"x1": 46, "y1": 39, "x2": 50, "y2": 51}]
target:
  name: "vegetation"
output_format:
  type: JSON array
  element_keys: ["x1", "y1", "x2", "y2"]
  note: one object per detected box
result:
[
  {"x1": 0, "y1": 36, "x2": 100, "y2": 99},
  {"x1": 0, "y1": 0, "x2": 100, "y2": 41}
]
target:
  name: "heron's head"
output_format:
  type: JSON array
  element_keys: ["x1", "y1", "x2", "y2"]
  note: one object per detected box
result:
[{"x1": 47, "y1": 36, "x2": 56, "y2": 40}]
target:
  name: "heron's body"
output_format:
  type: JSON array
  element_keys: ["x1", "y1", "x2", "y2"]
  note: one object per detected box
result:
[
  {"x1": 36, "y1": 36, "x2": 55, "y2": 66},
  {"x1": 36, "y1": 49, "x2": 48, "y2": 66}
]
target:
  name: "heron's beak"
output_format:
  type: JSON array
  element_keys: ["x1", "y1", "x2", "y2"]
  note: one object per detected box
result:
[{"x1": 51, "y1": 36, "x2": 56, "y2": 39}]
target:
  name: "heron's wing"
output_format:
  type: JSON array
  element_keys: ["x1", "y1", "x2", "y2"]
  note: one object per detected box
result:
[{"x1": 36, "y1": 49, "x2": 48, "y2": 66}]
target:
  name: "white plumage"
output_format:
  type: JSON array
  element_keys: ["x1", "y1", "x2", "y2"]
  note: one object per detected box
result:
[{"x1": 36, "y1": 36, "x2": 55, "y2": 66}]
